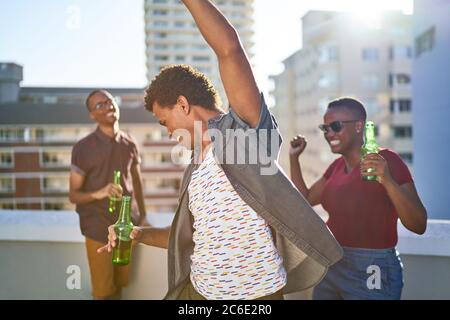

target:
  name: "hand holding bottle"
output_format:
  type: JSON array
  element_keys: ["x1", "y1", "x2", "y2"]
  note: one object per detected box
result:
[
  {"x1": 92, "y1": 183, "x2": 123, "y2": 200},
  {"x1": 97, "y1": 225, "x2": 144, "y2": 253},
  {"x1": 361, "y1": 153, "x2": 393, "y2": 185}
]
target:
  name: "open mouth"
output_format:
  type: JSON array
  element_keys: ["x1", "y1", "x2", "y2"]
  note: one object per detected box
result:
[{"x1": 329, "y1": 140, "x2": 340, "y2": 147}]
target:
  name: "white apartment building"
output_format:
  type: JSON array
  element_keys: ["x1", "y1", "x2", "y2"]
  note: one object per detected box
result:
[
  {"x1": 144, "y1": 0, "x2": 254, "y2": 108},
  {"x1": 271, "y1": 11, "x2": 413, "y2": 185},
  {"x1": 412, "y1": 0, "x2": 450, "y2": 219}
]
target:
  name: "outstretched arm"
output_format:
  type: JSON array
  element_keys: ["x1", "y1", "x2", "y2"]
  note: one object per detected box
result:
[{"x1": 182, "y1": 0, "x2": 261, "y2": 128}]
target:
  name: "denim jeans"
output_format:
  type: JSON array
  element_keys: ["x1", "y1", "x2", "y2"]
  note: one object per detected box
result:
[{"x1": 313, "y1": 246, "x2": 404, "y2": 300}]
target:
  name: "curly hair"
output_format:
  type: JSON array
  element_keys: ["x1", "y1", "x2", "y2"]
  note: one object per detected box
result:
[{"x1": 144, "y1": 64, "x2": 222, "y2": 112}]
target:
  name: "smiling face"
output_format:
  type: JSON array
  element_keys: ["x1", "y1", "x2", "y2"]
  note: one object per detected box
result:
[
  {"x1": 87, "y1": 91, "x2": 120, "y2": 125},
  {"x1": 322, "y1": 108, "x2": 364, "y2": 155}
]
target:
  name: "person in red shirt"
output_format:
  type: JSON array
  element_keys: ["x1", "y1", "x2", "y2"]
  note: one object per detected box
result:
[{"x1": 290, "y1": 97, "x2": 427, "y2": 300}]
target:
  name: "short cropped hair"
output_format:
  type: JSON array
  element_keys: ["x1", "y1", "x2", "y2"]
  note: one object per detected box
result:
[
  {"x1": 85, "y1": 89, "x2": 108, "y2": 111},
  {"x1": 327, "y1": 97, "x2": 367, "y2": 121}
]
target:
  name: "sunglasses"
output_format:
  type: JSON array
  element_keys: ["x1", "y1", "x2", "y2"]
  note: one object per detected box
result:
[
  {"x1": 91, "y1": 98, "x2": 115, "y2": 112},
  {"x1": 318, "y1": 120, "x2": 360, "y2": 134}
]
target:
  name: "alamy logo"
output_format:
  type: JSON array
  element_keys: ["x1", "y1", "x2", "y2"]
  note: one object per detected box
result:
[
  {"x1": 170, "y1": 121, "x2": 282, "y2": 175},
  {"x1": 366, "y1": 265, "x2": 381, "y2": 290},
  {"x1": 66, "y1": 265, "x2": 81, "y2": 290}
]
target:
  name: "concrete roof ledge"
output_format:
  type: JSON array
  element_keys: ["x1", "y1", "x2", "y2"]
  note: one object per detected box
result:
[
  {"x1": 397, "y1": 219, "x2": 450, "y2": 257},
  {"x1": 1, "y1": 210, "x2": 449, "y2": 258},
  {"x1": 0, "y1": 210, "x2": 174, "y2": 243}
]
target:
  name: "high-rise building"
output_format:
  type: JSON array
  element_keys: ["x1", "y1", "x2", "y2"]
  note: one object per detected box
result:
[
  {"x1": 144, "y1": 0, "x2": 254, "y2": 108},
  {"x1": 412, "y1": 0, "x2": 450, "y2": 219},
  {"x1": 0, "y1": 63, "x2": 185, "y2": 214},
  {"x1": 270, "y1": 11, "x2": 413, "y2": 186}
]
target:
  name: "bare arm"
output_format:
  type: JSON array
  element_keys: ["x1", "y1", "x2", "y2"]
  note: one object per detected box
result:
[
  {"x1": 362, "y1": 154, "x2": 427, "y2": 234},
  {"x1": 69, "y1": 170, "x2": 122, "y2": 205},
  {"x1": 182, "y1": 0, "x2": 260, "y2": 128},
  {"x1": 134, "y1": 226, "x2": 171, "y2": 249},
  {"x1": 289, "y1": 135, "x2": 325, "y2": 206},
  {"x1": 382, "y1": 181, "x2": 427, "y2": 234},
  {"x1": 98, "y1": 225, "x2": 171, "y2": 253},
  {"x1": 131, "y1": 164, "x2": 147, "y2": 224}
]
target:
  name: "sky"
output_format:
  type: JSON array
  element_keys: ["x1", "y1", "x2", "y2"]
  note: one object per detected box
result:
[{"x1": 0, "y1": 0, "x2": 413, "y2": 96}]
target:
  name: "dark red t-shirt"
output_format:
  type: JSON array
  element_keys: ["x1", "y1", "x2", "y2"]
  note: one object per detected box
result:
[{"x1": 321, "y1": 149, "x2": 413, "y2": 249}]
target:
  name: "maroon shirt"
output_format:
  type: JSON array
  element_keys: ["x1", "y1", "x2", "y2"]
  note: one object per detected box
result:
[
  {"x1": 71, "y1": 127, "x2": 141, "y2": 243},
  {"x1": 321, "y1": 149, "x2": 413, "y2": 249}
]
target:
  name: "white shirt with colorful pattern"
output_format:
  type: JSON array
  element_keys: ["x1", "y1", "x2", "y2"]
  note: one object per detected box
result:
[{"x1": 188, "y1": 147, "x2": 287, "y2": 300}]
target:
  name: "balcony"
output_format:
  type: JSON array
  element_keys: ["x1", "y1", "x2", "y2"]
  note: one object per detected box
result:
[{"x1": 1, "y1": 210, "x2": 449, "y2": 299}]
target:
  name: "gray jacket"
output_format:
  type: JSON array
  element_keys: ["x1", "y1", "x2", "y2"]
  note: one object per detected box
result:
[{"x1": 164, "y1": 94, "x2": 343, "y2": 299}]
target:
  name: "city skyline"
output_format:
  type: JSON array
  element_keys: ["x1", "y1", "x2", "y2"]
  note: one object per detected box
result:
[{"x1": 0, "y1": 0, "x2": 412, "y2": 97}]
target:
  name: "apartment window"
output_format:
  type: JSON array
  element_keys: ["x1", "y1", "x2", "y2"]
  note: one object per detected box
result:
[
  {"x1": 399, "y1": 153, "x2": 413, "y2": 164},
  {"x1": 144, "y1": 178, "x2": 180, "y2": 192},
  {"x1": 318, "y1": 45, "x2": 338, "y2": 63},
  {"x1": 362, "y1": 74, "x2": 380, "y2": 90},
  {"x1": 390, "y1": 45, "x2": 412, "y2": 60},
  {"x1": 390, "y1": 99, "x2": 411, "y2": 113},
  {"x1": 0, "y1": 128, "x2": 25, "y2": 142},
  {"x1": 42, "y1": 176, "x2": 69, "y2": 193},
  {"x1": 174, "y1": 21, "x2": 186, "y2": 28},
  {"x1": 174, "y1": 9, "x2": 186, "y2": 16},
  {"x1": 389, "y1": 73, "x2": 411, "y2": 87},
  {"x1": 155, "y1": 32, "x2": 167, "y2": 39},
  {"x1": 175, "y1": 55, "x2": 186, "y2": 62},
  {"x1": 142, "y1": 153, "x2": 173, "y2": 167},
  {"x1": 153, "y1": 9, "x2": 168, "y2": 16},
  {"x1": 397, "y1": 74, "x2": 411, "y2": 85},
  {"x1": 390, "y1": 99, "x2": 396, "y2": 113},
  {"x1": 232, "y1": 1, "x2": 246, "y2": 7},
  {"x1": 0, "y1": 177, "x2": 14, "y2": 193},
  {"x1": 42, "y1": 151, "x2": 70, "y2": 167},
  {"x1": 318, "y1": 72, "x2": 338, "y2": 88},
  {"x1": 0, "y1": 202, "x2": 14, "y2": 209},
  {"x1": 192, "y1": 43, "x2": 208, "y2": 50},
  {"x1": 154, "y1": 44, "x2": 169, "y2": 50},
  {"x1": 393, "y1": 126, "x2": 412, "y2": 138},
  {"x1": 153, "y1": 20, "x2": 169, "y2": 27},
  {"x1": 154, "y1": 55, "x2": 169, "y2": 61},
  {"x1": 153, "y1": 0, "x2": 168, "y2": 3},
  {"x1": 231, "y1": 12, "x2": 246, "y2": 19},
  {"x1": 398, "y1": 99, "x2": 411, "y2": 112},
  {"x1": 192, "y1": 56, "x2": 210, "y2": 62},
  {"x1": 44, "y1": 202, "x2": 66, "y2": 210},
  {"x1": 415, "y1": 26, "x2": 435, "y2": 58},
  {"x1": 362, "y1": 48, "x2": 379, "y2": 61},
  {"x1": 374, "y1": 125, "x2": 379, "y2": 138},
  {"x1": 0, "y1": 152, "x2": 13, "y2": 168},
  {"x1": 43, "y1": 96, "x2": 58, "y2": 104},
  {"x1": 174, "y1": 43, "x2": 187, "y2": 50}
]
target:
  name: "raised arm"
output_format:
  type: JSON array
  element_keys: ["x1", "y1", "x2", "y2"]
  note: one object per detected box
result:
[
  {"x1": 182, "y1": 0, "x2": 261, "y2": 128},
  {"x1": 289, "y1": 136, "x2": 325, "y2": 206}
]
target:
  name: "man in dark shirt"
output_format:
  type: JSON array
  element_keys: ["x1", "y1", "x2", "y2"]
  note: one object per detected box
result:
[{"x1": 69, "y1": 89, "x2": 146, "y2": 300}]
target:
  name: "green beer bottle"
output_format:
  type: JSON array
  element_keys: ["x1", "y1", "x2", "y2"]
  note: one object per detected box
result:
[
  {"x1": 361, "y1": 121, "x2": 379, "y2": 181},
  {"x1": 108, "y1": 170, "x2": 121, "y2": 214},
  {"x1": 112, "y1": 196, "x2": 134, "y2": 266}
]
